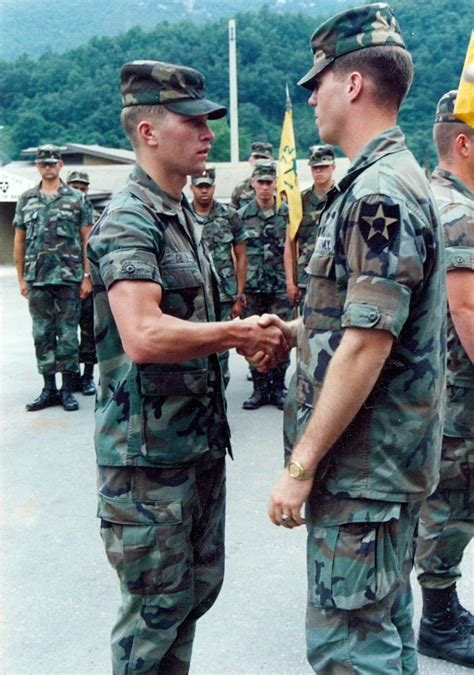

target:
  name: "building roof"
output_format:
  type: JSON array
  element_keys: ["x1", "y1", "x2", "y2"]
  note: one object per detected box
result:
[{"x1": 20, "y1": 143, "x2": 135, "y2": 164}]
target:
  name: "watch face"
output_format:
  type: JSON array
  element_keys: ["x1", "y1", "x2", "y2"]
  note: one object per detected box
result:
[{"x1": 288, "y1": 462, "x2": 301, "y2": 478}]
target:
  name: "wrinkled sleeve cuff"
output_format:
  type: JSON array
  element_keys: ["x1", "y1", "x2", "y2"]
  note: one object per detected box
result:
[
  {"x1": 342, "y1": 275, "x2": 411, "y2": 337},
  {"x1": 445, "y1": 246, "x2": 474, "y2": 272},
  {"x1": 99, "y1": 248, "x2": 162, "y2": 290}
]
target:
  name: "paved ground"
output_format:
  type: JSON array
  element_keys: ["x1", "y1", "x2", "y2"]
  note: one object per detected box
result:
[{"x1": 1, "y1": 266, "x2": 472, "y2": 674}]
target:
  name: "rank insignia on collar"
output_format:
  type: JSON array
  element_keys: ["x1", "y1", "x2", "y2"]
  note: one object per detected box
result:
[{"x1": 358, "y1": 201, "x2": 400, "y2": 253}]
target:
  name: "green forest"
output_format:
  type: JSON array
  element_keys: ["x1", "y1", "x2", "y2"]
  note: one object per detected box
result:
[{"x1": 0, "y1": 0, "x2": 470, "y2": 168}]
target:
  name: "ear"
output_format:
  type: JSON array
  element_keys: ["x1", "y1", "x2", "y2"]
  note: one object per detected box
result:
[
  {"x1": 137, "y1": 120, "x2": 159, "y2": 147},
  {"x1": 347, "y1": 71, "x2": 363, "y2": 102},
  {"x1": 455, "y1": 132, "x2": 471, "y2": 159}
]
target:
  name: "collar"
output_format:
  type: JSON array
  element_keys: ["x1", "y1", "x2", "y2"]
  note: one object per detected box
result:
[
  {"x1": 338, "y1": 127, "x2": 407, "y2": 193},
  {"x1": 128, "y1": 163, "x2": 187, "y2": 217},
  {"x1": 432, "y1": 167, "x2": 474, "y2": 201}
]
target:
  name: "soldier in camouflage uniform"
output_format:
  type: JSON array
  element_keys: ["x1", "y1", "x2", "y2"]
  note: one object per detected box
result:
[
  {"x1": 87, "y1": 60, "x2": 288, "y2": 674},
  {"x1": 13, "y1": 145, "x2": 91, "y2": 412},
  {"x1": 190, "y1": 165, "x2": 248, "y2": 387},
  {"x1": 66, "y1": 170, "x2": 97, "y2": 396},
  {"x1": 285, "y1": 145, "x2": 336, "y2": 310},
  {"x1": 258, "y1": 5, "x2": 447, "y2": 673},
  {"x1": 240, "y1": 161, "x2": 292, "y2": 411},
  {"x1": 415, "y1": 90, "x2": 474, "y2": 668},
  {"x1": 230, "y1": 141, "x2": 274, "y2": 210}
]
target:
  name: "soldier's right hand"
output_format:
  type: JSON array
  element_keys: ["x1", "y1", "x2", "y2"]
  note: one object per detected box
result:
[
  {"x1": 236, "y1": 315, "x2": 290, "y2": 365},
  {"x1": 19, "y1": 279, "x2": 29, "y2": 299}
]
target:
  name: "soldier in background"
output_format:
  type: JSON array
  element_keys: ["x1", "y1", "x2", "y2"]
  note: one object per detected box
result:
[
  {"x1": 230, "y1": 140, "x2": 274, "y2": 210},
  {"x1": 284, "y1": 144, "x2": 336, "y2": 309},
  {"x1": 240, "y1": 161, "x2": 291, "y2": 410},
  {"x1": 13, "y1": 145, "x2": 91, "y2": 412},
  {"x1": 415, "y1": 90, "x2": 474, "y2": 668},
  {"x1": 87, "y1": 60, "x2": 288, "y2": 674},
  {"x1": 257, "y1": 4, "x2": 446, "y2": 672},
  {"x1": 66, "y1": 170, "x2": 97, "y2": 396},
  {"x1": 190, "y1": 165, "x2": 248, "y2": 386}
]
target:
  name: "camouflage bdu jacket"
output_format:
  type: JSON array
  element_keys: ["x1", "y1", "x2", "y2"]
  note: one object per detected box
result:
[
  {"x1": 230, "y1": 177, "x2": 254, "y2": 210},
  {"x1": 297, "y1": 127, "x2": 446, "y2": 502},
  {"x1": 297, "y1": 187, "x2": 330, "y2": 288},
  {"x1": 14, "y1": 181, "x2": 88, "y2": 285},
  {"x1": 239, "y1": 199, "x2": 288, "y2": 296},
  {"x1": 192, "y1": 200, "x2": 247, "y2": 303},
  {"x1": 87, "y1": 164, "x2": 230, "y2": 472},
  {"x1": 431, "y1": 167, "x2": 474, "y2": 439}
]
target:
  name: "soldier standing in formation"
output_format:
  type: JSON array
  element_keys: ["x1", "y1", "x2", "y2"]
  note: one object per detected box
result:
[
  {"x1": 255, "y1": 3, "x2": 446, "y2": 672},
  {"x1": 230, "y1": 141, "x2": 274, "y2": 210},
  {"x1": 285, "y1": 144, "x2": 337, "y2": 310},
  {"x1": 240, "y1": 161, "x2": 292, "y2": 410},
  {"x1": 87, "y1": 60, "x2": 288, "y2": 674},
  {"x1": 66, "y1": 170, "x2": 97, "y2": 396},
  {"x1": 190, "y1": 165, "x2": 248, "y2": 386},
  {"x1": 13, "y1": 145, "x2": 91, "y2": 412},
  {"x1": 415, "y1": 89, "x2": 474, "y2": 668}
]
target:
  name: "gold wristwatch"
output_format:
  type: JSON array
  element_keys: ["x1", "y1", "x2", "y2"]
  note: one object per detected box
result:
[{"x1": 287, "y1": 460, "x2": 315, "y2": 481}]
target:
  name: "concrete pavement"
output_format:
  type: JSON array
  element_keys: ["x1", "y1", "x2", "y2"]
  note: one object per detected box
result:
[{"x1": 1, "y1": 266, "x2": 472, "y2": 674}]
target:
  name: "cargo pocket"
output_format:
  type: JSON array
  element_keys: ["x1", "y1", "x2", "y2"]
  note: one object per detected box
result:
[
  {"x1": 308, "y1": 506, "x2": 401, "y2": 610},
  {"x1": 99, "y1": 497, "x2": 189, "y2": 596}
]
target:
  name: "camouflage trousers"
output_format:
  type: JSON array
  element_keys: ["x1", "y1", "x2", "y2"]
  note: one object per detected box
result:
[
  {"x1": 98, "y1": 456, "x2": 226, "y2": 674},
  {"x1": 79, "y1": 295, "x2": 97, "y2": 364},
  {"x1": 306, "y1": 492, "x2": 421, "y2": 674},
  {"x1": 28, "y1": 284, "x2": 81, "y2": 375},
  {"x1": 283, "y1": 371, "x2": 298, "y2": 465},
  {"x1": 416, "y1": 435, "x2": 474, "y2": 589}
]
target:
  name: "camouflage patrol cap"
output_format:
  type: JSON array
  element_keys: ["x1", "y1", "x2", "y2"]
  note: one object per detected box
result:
[
  {"x1": 434, "y1": 90, "x2": 459, "y2": 124},
  {"x1": 35, "y1": 144, "x2": 62, "y2": 164},
  {"x1": 191, "y1": 165, "x2": 216, "y2": 186},
  {"x1": 66, "y1": 170, "x2": 90, "y2": 185},
  {"x1": 121, "y1": 60, "x2": 227, "y2": 119},
  {"x1": 308, "y1": 144, "x2": 335, "y2": 166},
  {"x1": 252, "y1": 161, "x2": 277, "y2": 181},
  {"x1": 250, "y1": 141, "x2": 274, "y2": 159},
  {"x1": 298, "y1": 3, "x2": 406, "y2": 91}
]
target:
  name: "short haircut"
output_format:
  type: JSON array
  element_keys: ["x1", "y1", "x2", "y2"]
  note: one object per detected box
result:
[
  {"x1": 433, "y1": 122, "x2": 474, "y2": 161},
  {"x1": 120, "y1": 104, "x2": 167, "y2": 148},
  {"x1": 331, "y1": 45, "x2": 414, "y2": 111}
]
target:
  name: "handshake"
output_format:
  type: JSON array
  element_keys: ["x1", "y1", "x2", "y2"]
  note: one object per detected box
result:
[{"x1": 234, "y1": 313, "x2": 297, "y2": 372}]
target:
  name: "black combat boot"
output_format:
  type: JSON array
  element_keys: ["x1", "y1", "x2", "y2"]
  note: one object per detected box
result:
[
  {"x1": 417, "y1": 585, "x2": 474, "y2": 667},
  {"x1": 269, "y1": 366, "x2": 288, "y2": 410},
  {"x1": 81, "y1": 362, "x2": 96, "y2": 396},
  {"x1": 61, "y1": 372, "x2": 79, "y2": 411},
  {"x1": 25, "y1": 374, "x2": 61, "y2": 411},
  {"x1": 70, "y1": 371, "x2": 83, "y2": 393},
  {"x1": 451, "y1": 584, "x2": 474, "y2": 632},
  {"x1": 242, "y1": 371, "x2": 269, "y2": 410}
]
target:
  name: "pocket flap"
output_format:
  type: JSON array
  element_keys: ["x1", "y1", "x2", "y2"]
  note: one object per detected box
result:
[
  {"x1": 98, "y1": 494, "x2": 182, "y2": 525},
  {"x1": 139, "y1": 367, "x2": 208, "y2": 396}
]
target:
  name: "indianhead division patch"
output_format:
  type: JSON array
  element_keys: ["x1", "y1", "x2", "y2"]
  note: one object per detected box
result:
[{"x1": 358, "y1": 200, "x2": 400, "y2": 254}]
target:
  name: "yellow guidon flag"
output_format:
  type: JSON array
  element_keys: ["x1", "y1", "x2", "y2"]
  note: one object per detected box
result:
[
  {"x1": 276, "y1": 86, "x2": 303, "y2": 241},
  {"x1": 454, "y1": 31, "x2": 474, "y2": 128}
]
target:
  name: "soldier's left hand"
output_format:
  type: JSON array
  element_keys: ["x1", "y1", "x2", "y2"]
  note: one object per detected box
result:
[
  {"x1": 231, "y1": 298, "x2": 245, "y2": 319},
  {"x1": 269, "y1": 471, "x2": 313, "y2": 528},
  {"x1": 80, "y1": 277, "x2": 92, "y2": 300}
]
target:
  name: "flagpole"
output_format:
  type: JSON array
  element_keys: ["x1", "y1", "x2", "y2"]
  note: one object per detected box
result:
[{"x1": 228, "y1": 19, "x2": 240, "y2": 162}]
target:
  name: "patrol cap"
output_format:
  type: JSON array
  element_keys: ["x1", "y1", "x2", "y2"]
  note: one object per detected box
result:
[
  {"x1": 35, "y1": 144, "x2": 62, "y2": 164},
  {"x1": 434, "y1": 90, "x2": 459, "y2": 124},
  {"x1": 67, "y1": 170, "x2": 90, "y2": 185},
  {"x1": 252, "y1": 161, "x2": 277, "y2": 181},
  {"x1": 121, "y1": 60, "x2": 227, "y2": 120},
  {"x1": 250, "y1": 141, "x2": 274, "y2": 159},
  {"x1": 298, "y1": 3, "x2": 406, "y2": 91},
  {"x1": 191, "y1": 166, "x2": 216, "y2": 186},
  {"x1": 308, "y1": 144, "x2": 335, "y2": 166}
]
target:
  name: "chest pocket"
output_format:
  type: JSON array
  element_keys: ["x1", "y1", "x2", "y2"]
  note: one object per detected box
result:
[
  {"x1": 160, "y1": 256, "x2": 205, "y2": 320},
  {"x1": 23, "y1": 208, "x2": 39, "y2": 240},
  {"x1": 56, "y1": 210, "x2": 79, "y2": 239},
  {"x1": 303, "y1": 254, "x2": 342, "y2": 331}
]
